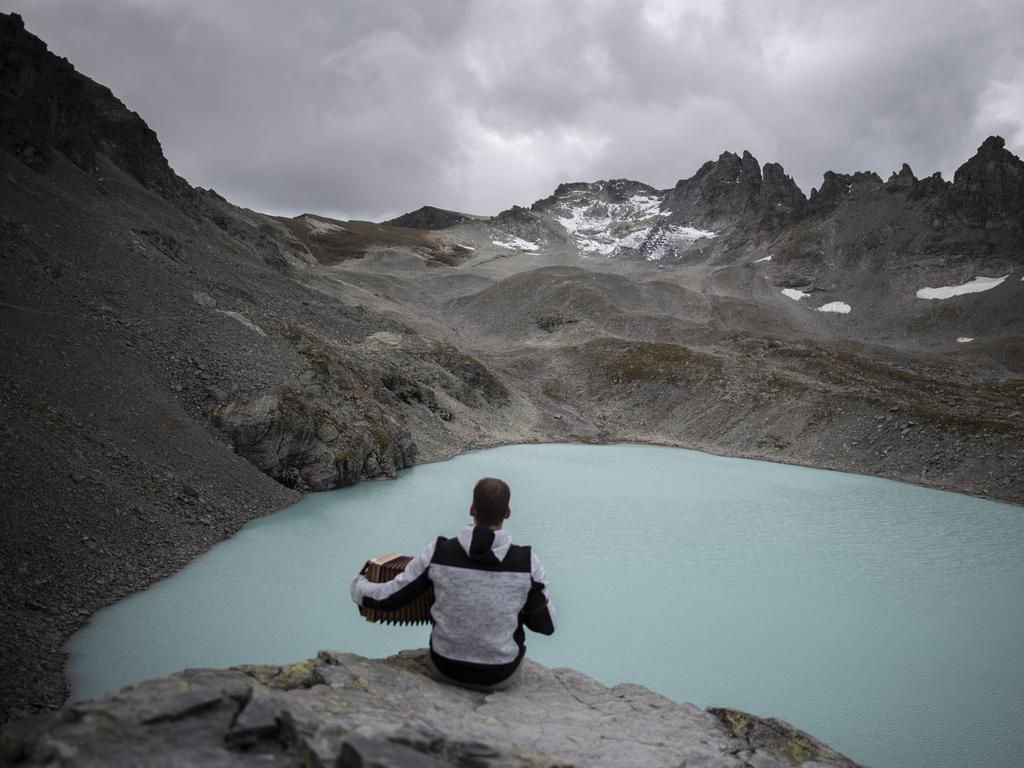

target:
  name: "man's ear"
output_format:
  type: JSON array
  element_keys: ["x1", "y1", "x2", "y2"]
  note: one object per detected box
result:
[
  {"x1": 470, "y1": 503, "x2": 477, "y2": 520},
  {"x1": 503, "y1": 507, "x2": 511, "y2": 519}
]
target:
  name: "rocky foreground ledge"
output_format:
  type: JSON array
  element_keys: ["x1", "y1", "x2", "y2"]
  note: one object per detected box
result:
[{"x1": 0, "y1": 650, "x2": 863, "y2": 768}]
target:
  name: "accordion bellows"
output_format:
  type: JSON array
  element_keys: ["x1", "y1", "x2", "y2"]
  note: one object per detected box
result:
[{"x1": 358, "y1": 552, "x2": 435, "y2": 625}]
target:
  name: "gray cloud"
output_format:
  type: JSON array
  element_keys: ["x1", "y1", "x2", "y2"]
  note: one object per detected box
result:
[{"x1": 7, "y1": 0, "x2": 1024, "y2": 218}]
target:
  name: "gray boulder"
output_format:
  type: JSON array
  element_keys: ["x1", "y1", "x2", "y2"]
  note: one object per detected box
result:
[
  {"x1": 0, "y1": 650, "x2": 865, "y2": 768},
  {"x1": 213, "y1": 391, "x2": 416, "y2": 491}
]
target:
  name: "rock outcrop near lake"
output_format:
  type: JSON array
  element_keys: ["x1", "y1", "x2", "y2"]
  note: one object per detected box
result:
[
  {"x1": 0, "y1": 9, "x2": 1021, "y2": 733},
  {"x1": 0, "y1": 650, "x2": 864, "y2": 768}
]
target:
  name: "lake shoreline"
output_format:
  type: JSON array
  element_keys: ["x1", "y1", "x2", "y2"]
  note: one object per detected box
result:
[
  {"x1": 3, "y1": 432, "x2": 1017, "y2": 726},
  {"x1": 63, "y1": 443, "x2": 1024, "y2": 768},
  {"x1": 417, "y1": 432, "x2": 1024, "y2": 509}
]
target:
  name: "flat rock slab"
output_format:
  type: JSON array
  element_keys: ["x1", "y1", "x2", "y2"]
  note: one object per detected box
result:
[{"x1": 0, "y1": 650, "x2": 864, "y2": 767}]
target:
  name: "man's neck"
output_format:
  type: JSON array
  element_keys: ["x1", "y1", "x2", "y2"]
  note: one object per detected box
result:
[{"x1": 475, "y1": 521, "x2": 503, "y2": 531}]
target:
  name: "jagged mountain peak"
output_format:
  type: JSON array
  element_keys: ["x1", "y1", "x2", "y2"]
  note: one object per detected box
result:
[
  {"x1": 950, "y1": 134, "x2": 1024, "y2": 227},
  {"x1": 479, "y1": 136, "x2": 1023, "y2": 266},
  {"x1": 886, "y1": 163, "x2": 918, "y2": 188},
  {"x1": 976, "y1": 134, "x2": 1007, "y2": 155},
  {"x1": 660, "y1": 147, "x2": 806, "y2": 236},
  {"x1": 687, "y1": 148, "x2": 763, "y2": 187},
  {"x1": 952, "y1": 135, "x2": 1023, "y2": 184},
  {"x1": 0, "y1": 11, "x2": 185, "y2": 197},
  {"x1": 808, "y1": 170, "x2": 884, "y2": 209}
]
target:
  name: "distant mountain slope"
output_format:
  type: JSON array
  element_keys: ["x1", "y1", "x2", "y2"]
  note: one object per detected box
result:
[
  {"x1": 275, "y1": 212, "x2": 470, "y2": 265},
  {"x1": 389, "y1": 138, "x2": 1023, "y2": 349},
  {"x1": 386, "y1": 205, "x2": 486, "y2": 229}
]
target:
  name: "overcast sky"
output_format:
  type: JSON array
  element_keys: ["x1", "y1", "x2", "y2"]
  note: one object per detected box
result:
[{"x1": 8, "y1": 0, "x2": 1024, "y2": 220}]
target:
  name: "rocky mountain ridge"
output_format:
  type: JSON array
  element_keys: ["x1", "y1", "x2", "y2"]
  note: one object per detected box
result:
[
  {"x1": 0, "y1": 10, "x2": 1021, "y2": 743},
  {"x1": 391, "y1": 134, "x2": 1023, "y2": 272}
]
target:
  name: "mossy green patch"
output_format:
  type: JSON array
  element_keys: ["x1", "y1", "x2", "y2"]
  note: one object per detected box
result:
[
  {"x1": 784, "y1": 736, "x2": 826, "y2": 763},
  {"x1": 366, "y1": 421, "x2": 394, "y2": 448},
  {"x1": 232, "y1": 664, "x2": 280, "y2": 687},
  {"x1": 599, "y1": 340, "x2": 722, "y2": 385},
  {"x1": 270, "y1": 660, "x2": 317, "y2": 690},
  {"x1": 719, "y1": 708, "x2": 752, "y2": 738},
  {"x1": 277, "y1": 387, "x2": 311, "y2": 419}
]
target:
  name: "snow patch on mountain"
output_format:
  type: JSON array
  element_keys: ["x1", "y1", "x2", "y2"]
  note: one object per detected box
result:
[
  {"x1": 491, "y1": 236, "x2": 539, "y2": 252},
  {"x1": 916, "y1": 275, "x2": 1008, "y2": 300},
  {"x1": 555, "y1": 192, "x2": 667, "y2": 255},
  {"x1": 544, "y1": 184, "x2": 718, "y2": 259},
  {"x1": 754, "y1": 255, "x2": 773, "y2": 263},
  {"x1": 781, "y1": 288, "x2": 810, "y2": 301},
  {"x1": 816, "y1": 302, "x2": 852, "y2": 314},
  {"x1": 640, "y1": 225, "x2": 718, "y2": 261},
  {"x1": 957, "y1": 337, "x2": 975, "y2": 343}
]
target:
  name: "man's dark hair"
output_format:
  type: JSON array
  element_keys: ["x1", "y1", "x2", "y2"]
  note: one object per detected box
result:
[{"x1": 473, "y1": 477, "x2": 510, "y2": 526}]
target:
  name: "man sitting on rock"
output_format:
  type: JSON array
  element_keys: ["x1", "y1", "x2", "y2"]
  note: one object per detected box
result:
[{"x1": 350, "y1": 477, "x2": 556, "y2": 691}]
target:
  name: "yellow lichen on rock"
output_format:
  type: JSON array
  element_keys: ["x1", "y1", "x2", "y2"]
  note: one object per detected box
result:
[{"x1": 270, "y1": 660, "x2": 317, "y2": 690}]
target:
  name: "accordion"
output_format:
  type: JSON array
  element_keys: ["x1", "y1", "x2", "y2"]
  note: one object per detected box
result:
[{"x1": 358, "y1": 552, "x2": 435, "y2": 625}]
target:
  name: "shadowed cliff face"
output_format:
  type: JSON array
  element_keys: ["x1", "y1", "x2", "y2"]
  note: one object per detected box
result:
[
  {"x1": 0, "y1": 10, "x2": 1021, "y2": 729},
  {"x1": 0, "y1": 651, "x2": 866, "y2": 768},
  {"x1": 949, "y1": 135, "x2": 1024, "y2": 227},
  {"x1": 0, "y1": 13, "x2": 185, "y2": 197}
]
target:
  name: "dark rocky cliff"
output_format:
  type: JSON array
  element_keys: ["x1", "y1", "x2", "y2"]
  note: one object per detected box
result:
[
  {"x1": 948, "y1": 134, "x2": 1024, "y2": 228},
  {"x1": 0, "y1": 12, "x2": 185, "y2": 197}
]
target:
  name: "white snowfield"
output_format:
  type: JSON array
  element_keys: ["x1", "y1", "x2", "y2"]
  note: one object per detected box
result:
[
  {"x1": 668, "y1": 225, "x2": 718, "y2": 244},
  {"x1": 491, "y1": 235, "x2": 540, "y2": 252},
  {"x1": 916, "y1": 274, "x2": 1008, "y2": 300},
  {"x1": 754, "y1": 255, "x2": 773, "y2": 263},
  {"x1": 957, "y1": 337, "x2": 975, "y2": 343},
  {"x1": 816, "y1": 302, "x2": 852, "y2": 314},
  {"x1": 303, "y1": 215, "x2": 346, "y2": 236},
  {"x1": 554, "y1": 191, "x2": 715, "y2": 259},
  {"x1": 641, "y1": 225, "x2": 718, "y2": 261},
  {"x1": 781, "y1": 288, "x2": 810, "y2": 301}
]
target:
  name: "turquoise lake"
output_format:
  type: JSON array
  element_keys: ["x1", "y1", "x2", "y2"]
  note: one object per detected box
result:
[{"x1": 66, "y1": 444, "x2": 1024, "y2": 767}]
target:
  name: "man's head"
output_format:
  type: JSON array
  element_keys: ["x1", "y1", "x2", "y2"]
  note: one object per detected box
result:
[{"x1": 471, "y1": 477, "x2": 511, "y2": 528}]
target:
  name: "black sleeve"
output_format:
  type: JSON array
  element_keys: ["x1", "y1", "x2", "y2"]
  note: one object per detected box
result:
[
  {"x1": 520, "y1": 548, "x2": 555, "y2": 635},
  {"x1": 522, "y1": 579, "x2": 556, "y2": 635}
]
